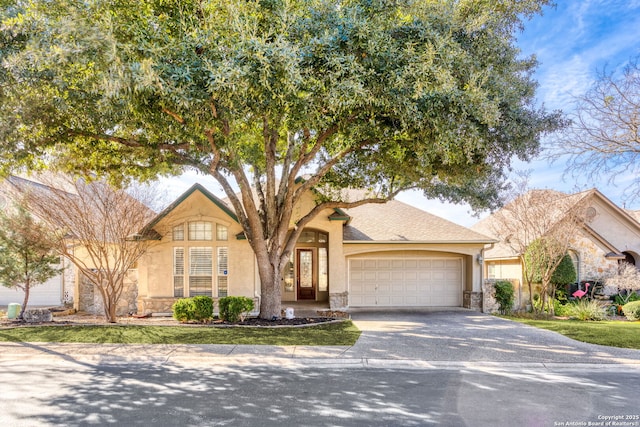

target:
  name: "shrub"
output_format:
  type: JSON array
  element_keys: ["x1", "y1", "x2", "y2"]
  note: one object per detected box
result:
[
  {"x1": 622, "y1": 301, "x2": 640, "y2": 321},
  {"x1": 172, "y1": 298, "x2": 193, "y2": 322},
  {"x1": 494, "y1": 280, "x2": 515, "y2": 314},
  {"x1": 191, "y1": 296, "x2": 214, "y2": 321},
  {"x1": 172, "y1": 296, "x2": 214, "y2": 323},
  {"x1": 554, "y1": 299, "x2": 571, "y2": 317},
  {"x1": 567, "y1": 299, "x2": 605, "y2": 321},
  {"x1": 219, "y1": 296, "x2": 255, "y2": 323}
]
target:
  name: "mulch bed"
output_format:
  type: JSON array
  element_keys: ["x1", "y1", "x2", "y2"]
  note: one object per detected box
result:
[
  {"x1": 0, "y1": 314, "x2": 340, "y2": 328},
  {"x1": 217, "y1": 317, "x2": 336, "y2": 327}
]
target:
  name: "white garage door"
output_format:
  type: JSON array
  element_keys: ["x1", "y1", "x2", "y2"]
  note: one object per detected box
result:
[
  {"x1": 0, "y1": 274, "x2": 63, "y2": 306},
  {"x1": 349, "y1": 258, "x2": 462, "y2": 307}
]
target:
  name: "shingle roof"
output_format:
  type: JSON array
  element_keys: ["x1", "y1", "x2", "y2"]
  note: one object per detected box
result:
[{"x1": 343, "y1": 199, "x2": 495, "y2": 243}]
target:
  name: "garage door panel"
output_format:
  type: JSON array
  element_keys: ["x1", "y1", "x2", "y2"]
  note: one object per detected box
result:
[{"x1": 349, "y1": 257, "x2": 462, "y2": 307}]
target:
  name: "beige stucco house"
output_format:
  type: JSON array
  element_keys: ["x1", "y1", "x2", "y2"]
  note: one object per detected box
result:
[
  {"x1": 472, "y1": 189, "x2": 640, "y2": 308},
  {"x1": 134, "y1": 184, "x2": 495, "y2": 315}
]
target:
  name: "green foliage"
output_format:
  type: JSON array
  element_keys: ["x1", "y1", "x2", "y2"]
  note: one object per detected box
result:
[
  {"x1": 172, "y1": 298, "x2": 192, "y2": 323},
  {"x1": 566, "y1": 299, "x2": 606, "y2": 321},
  {"x1": 218, "y1": 296, "x2": 255, "y2": 323},
  {"x1": 613, "y1": 292, "x2": 640, "y2": 306},
  {"x1": 0, "y1": 0, "x2": 560, "y2": 211},
  {"x1": 191, "y1": 296, "x2": 214, "y2": 321},
  {"x1": 525, "y1": 241, "x2": 566, "y2": 284},
  {"x1": 494, "y1": 280, "x2": 515, "y2": 314},
  {"x1": 622, "y1": 301, "x2": 640, "y2": 322},
  {"x1": 553, "y1": 299, "x2": 571, "y2": 317},
  {"x1": 0, "y1": 203, "x2": 61, "y2": 316},
  {"x1": 172, "y1": 296, "x2": 214, "y2": 323},
  {"x1": 551, "y1": 255, "x2": 576, "y2": 286}
]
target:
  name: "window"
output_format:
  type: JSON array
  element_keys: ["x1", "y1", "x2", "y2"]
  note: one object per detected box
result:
[
  {"x1": 216, "y1": 224, "x2": 228, "y2": 241},
  {"x1": 284, "y1": 253, "x2": 294, "y2": 292},
  {"x1": 298, "y1": 230, "x2": 316, "y2": 243},
  {"x1": 173, "y1": 248, "x2": 184, "y2": 297},
  {"x1": 318, "y1": 247, "x2": 328, "y2": 291},
  {"x1": 172, "y1": 224, "x2": 184, "y2": 241},
  {"x1": 569, "y1": 251, "x2": 580, "y2": 282},
  {"x1": 189, "y1": 247, "x2": 212, "y2": 296},
  {"x1": 189, "y1": 221, "x2": 212, "y2": 241},
  {"x1": 487, "y1": 263, "x2": 496, "y2": 280},
  {"x1": 217, "y1": 247, "x2": 228, "y2": 297}
]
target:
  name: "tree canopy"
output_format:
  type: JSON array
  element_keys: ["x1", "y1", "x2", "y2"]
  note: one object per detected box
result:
[{"x1": 0, "y1": 0, "x2": 561, "y2": 317}]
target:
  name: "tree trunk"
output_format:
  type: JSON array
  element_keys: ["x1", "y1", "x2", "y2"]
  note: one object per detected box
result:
[
  {"x1": 104, "y1": 296, "x2": 117, "y2": 323},
  {"x1": 18, "y1": 282, "x2": 30, "y2": 320},
  {"x1": 255, "y1": 251, "x2": 283, "y2": 320}
]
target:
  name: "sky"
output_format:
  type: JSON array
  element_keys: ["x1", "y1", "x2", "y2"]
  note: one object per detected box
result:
[{"x1": 162, "y1": 0, "x2": 640, "y2": 227}]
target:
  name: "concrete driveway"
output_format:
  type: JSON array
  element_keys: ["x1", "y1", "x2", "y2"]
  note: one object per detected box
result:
[{"x1": 347, "y1": 309, "x2": 640, "y2": 365}]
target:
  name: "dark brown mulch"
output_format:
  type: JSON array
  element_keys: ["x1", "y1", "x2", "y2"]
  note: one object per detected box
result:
[{"x1": 218, "y1": 317, "x2": 336, "y2": 326}]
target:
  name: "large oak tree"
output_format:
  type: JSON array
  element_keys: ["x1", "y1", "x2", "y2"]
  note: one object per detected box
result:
[{"x1": 0, "y1": 0, "x2": 561, "y2": 318}]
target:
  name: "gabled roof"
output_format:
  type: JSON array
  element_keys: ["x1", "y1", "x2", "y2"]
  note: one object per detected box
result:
[
  {"x1": 143, "y1": 181, "x2": 493, "y2": 244},
  {"x1": 140, "y1": 183, "x2": 238, "y2": 237},
  {"x1": 472, "y1": 188, "x2": 640, "y2": 259},
  {"x1": 343, "y1": 199, "x2": 495, "y2": 243}
]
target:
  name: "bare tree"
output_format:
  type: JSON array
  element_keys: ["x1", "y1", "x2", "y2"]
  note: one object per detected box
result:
[
  {"x1": 549, "y1": 57, "x2": 640, "y2": 200},
  {"x1": 604, "y1": 262, "x2": 640, "y2": 305},
  {"x1": 490, "y1": 178, "x2": 591, "y2": 314},
  {"x1": 12, "y1": 175, "x2": 157, "y2": 323}
]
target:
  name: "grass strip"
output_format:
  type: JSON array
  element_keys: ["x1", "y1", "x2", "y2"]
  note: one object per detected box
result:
[
  {"x1": 0, "y1": 321, "x2": 361, "y2": 346},
  {"x1": 508, "y1": 318, "x2": 640, "y2": 349}
]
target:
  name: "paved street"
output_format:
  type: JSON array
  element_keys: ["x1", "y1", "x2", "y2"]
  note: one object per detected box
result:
[
  {"x1": 1, "y1": 357, "x2": 639, "y2": 427},
  {"x1": 1, "y1": 310, "x2": 639, "y2": 426}
]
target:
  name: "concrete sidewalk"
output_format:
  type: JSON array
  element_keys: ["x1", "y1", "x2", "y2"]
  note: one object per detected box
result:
[{"x1": 2, "y1": 310, "x2": 640, "y2": 372}]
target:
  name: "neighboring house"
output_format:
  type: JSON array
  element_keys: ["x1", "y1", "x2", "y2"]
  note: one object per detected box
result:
[
  {"x1": 134, "y1": 184, "x2": 495, "y2": 314},
  {"x1": 0, "y1": 176, "x2": 74, "y2": 307},
  {"x1": 472, "y1": 189, "x2": 640, "y2": 308}
]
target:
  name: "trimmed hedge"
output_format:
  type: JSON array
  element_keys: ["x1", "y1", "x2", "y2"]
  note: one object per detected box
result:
[
  {"x1": 172, "y1": 296, "x2": 214, "y2": 323},
  {"x1": 219, "y1": 296, "x2": 254, "y2": 323},
  {"x1": 622, "y1": 301, "x2": 640, "y2": 321}
]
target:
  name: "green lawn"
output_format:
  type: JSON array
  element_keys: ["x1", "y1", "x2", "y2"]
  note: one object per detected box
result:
[
  {"x1": 0, "y1": 321, "x2": 361, "y2": 346},
  {"x1": 508, "y1": 317, "x2": 640, "y2": 349}
]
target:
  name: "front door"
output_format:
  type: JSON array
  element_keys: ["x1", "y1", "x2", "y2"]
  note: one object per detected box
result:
[{"x1": 296, "y1": 249, "x2": 315, "y2": 300}]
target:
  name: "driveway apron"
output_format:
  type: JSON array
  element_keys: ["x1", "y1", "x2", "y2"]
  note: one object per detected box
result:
[{"x1": 346, "y1": 309, "x2": 640, "y2": 365}]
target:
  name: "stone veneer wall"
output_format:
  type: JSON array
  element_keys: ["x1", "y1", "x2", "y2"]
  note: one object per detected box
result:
[
  {"x1": 463, "y1": 291, "x2": 483, "y2": 312},
  {"x1": 329, "y1": 292, "x2": 348, "y2": 310},
  {"x1": 78, "y1": 271, "x2": 138, "y2": 316},
  {"x1": 482, "y1": 279, "x2": 521, "y2": 313}
]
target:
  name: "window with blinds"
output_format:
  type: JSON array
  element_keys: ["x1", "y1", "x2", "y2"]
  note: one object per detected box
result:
[
  {"x1": 217, "y1": 247, "x2": 228, "y2": 297},
  {"x1": 173, "y1": 247, "x2": 184, "y2": 297},
  {"x1": 189, "y1": 247, "x2": 213, "y2": 296}
]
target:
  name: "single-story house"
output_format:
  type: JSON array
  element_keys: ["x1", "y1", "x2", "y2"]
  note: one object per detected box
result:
[
  {"x1": 471, "y1": 188, "x2": 640, "y2": 308},
  {"x1": 134, "y1": 184, "x2": 496, "y2": 314}
]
